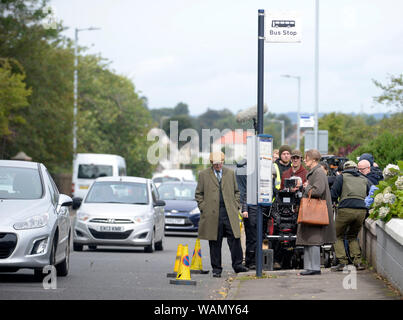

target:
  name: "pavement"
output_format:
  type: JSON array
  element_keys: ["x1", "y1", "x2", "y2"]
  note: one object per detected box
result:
[{"x1": 222, "y1": 267, "x2": 402, "y2": 300}]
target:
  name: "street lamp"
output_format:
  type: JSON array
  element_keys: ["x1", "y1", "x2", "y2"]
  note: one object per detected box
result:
[
  {"x1": 281, "y1": 74, "x2": 301, "y2": 149},
  {"x1": 268, "y1": 119, "x2": 285, "y2": 146},
  {"x1": 73, "y1": 27, "x2": 101, "y2": 155}
]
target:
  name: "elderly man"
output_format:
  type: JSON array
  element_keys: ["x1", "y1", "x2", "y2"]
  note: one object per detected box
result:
[
  {"x1": 195, "y1": 151, "x2": 248, "y2": 277},
  {"x1": 358, "y1": 153, "x2": 383, "y2": 185},
  {"x1": 331, "y1": 161, "x2": 372, "y2": 271},
  {"x1": 357, "y1": 159, "x2": 371, "y2": 175}
]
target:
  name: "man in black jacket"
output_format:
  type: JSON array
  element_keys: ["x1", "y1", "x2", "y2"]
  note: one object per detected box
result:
[
  {"x1": 235, "y1": 159, "x2": 257, "y2": 269},
  {"x1": 358, "y1": 153, "x2": 383, "y2": 185},
  {"x1": 331, "y1": 161, "x2": 372, "y2": 271}
]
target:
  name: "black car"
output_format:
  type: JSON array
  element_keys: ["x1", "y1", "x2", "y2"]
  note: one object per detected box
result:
[{"x1": 157, "y1": 182, "x2": 199, "y2": 232}]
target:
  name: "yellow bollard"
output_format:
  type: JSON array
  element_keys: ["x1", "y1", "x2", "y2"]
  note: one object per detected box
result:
[
  {"x1": 169, "y1": 245, "x2": 196, "y2": 286},
  {"x1": 167, "y1": 244, "x2": 183, "y2": 278},
  {"x1": 190, "y1": 238, "x2": 209, "y2": 274}
]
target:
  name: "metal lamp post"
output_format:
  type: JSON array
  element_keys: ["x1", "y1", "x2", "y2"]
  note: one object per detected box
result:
[
  {"x1": 268, "y1": 119, "x2": 285, "y2": 146},
  {"x1": 73, "y1": 27, "x2": 101, "y2": 155},
  {"x1": 281, "y1": 74, "x2": 301, "y2": 149}
]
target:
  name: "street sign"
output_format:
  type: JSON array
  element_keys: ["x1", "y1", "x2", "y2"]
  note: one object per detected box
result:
[
  {"x1": 246, "y1": 134, "x2": 273, "y2": 206},
  {"x1": 300, "y1": 115, "x2": 315, "y2": 128},
  {"x1": 305, "y1": 130, "x2": 328, "y2": 155},
  {"x1": 265, "y1": 11, "x2": 302, "y2": 43}
]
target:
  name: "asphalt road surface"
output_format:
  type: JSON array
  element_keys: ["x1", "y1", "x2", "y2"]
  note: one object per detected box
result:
[{"x1": 0, "y1": 232, "x2": 234, "y2": 300}]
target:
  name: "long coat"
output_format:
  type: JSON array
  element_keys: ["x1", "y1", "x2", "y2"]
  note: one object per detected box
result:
[
  {"x1": 296, "y1": 164, "x2": 336, "y2": 246},
  {"x1": 195, "y1": 166, "x2": 241, "y2": 241}
]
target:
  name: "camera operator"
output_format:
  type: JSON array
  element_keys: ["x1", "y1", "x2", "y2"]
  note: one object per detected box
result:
[
  {"x1": 280, "y1": 150, "x2": 307, "y2": 191},
  {"x1": 270, "y1": 150, "x2": 307, "y2": 269}
]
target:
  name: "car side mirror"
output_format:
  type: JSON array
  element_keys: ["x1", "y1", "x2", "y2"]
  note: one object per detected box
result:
[
  {"x1": 153, "y1": 199, "x2": 165, "y2": 207},
  {"x1": 72, "y1": 197, "x2": 82, "y2": 210},
  {"x1": 59, "y1": 194, "x2": 73, "y2": 207}
]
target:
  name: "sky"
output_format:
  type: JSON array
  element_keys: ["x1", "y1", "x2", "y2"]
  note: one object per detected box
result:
[{"x1": 50, "y1": 0, "x2": 403, "y2": 116}]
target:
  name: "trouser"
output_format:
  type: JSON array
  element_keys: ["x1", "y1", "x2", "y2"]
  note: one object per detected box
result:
[
  {"x1": 303, "y1": 245, "x2": 321, "y2": 271},
  {"x1": 334, "y1": 208, "x2": 366, "y2": 265},
  {"x1": 209, "y1": 206, "x2": 243, "y2": 274},
  {"x1": 244, "y1": 206, "x2": 257, "y2": 266}
]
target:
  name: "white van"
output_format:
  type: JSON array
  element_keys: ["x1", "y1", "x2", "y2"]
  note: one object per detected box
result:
[{"x1": 72, "y1": 153, "x2": 126, "y2": 199}]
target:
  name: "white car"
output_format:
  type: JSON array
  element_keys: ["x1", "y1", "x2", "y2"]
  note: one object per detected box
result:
[
  {"x1": 0, "y1": 160, "x2": 72, "y2": 278},
  {"x1": 73, "y1": 176, "x2": 165, "y2": 253}
]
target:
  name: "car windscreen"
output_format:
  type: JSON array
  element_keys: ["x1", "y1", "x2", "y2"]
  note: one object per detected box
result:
[
  {"x1": 153, "y1": 176, "x2": 180, "y2": 184},
  {"x1": 158, "y1": 184, "x2": 196, "y2": 201},
  {"x1": 78, "y1": 164, "x2": 113, "y2": 179},
  {"x1": 0, "y1": 167, "x2": 43, "y2": 199},
  {"x1": 85, "y1": 181, "x2": 149, "y2": 204}
]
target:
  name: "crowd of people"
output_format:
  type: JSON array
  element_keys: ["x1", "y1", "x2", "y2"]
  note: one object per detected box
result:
[{"x1": 195, "y1": 146, "x2": 383, "y2": 277}]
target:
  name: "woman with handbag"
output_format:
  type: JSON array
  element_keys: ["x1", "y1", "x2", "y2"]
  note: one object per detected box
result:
[{"x1": 297, "y1": 149, "x2": 336, "y2": 276}]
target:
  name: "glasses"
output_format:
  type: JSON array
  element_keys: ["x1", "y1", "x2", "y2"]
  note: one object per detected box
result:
[
  {"x1": 358, "y1": 166, "x2": 369, "y2": 171},
  {"x1": 291, "y1": 156, "x2": 301, "y2": 160}
]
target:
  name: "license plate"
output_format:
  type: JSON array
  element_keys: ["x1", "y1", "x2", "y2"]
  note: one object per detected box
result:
[
  {"x1": 79, "y1": 185, "x2": 89, "y2": 189},
  {"x1": 99, "y1": 226, "x2": 123, "y2": 232},
  {"x1": 165, "y1": 218, "x2": 185, "y2": 225}
]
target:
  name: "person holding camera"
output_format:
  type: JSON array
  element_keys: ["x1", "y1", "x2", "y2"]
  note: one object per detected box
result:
[{"x1": 280, "y1": 150, "x2": 307, "y2": 191}]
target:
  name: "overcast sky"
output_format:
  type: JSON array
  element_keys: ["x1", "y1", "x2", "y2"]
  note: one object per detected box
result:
[{"x1": 50, "y1": 0, "x2": 403, "y2": 116}]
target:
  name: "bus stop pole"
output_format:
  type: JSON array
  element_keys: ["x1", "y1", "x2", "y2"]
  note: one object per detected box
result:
[{"x1": 256, "y1": 9, "x2": 265, "y2": 278}]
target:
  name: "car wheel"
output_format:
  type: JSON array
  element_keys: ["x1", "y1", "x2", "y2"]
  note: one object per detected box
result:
[
  {"x1": 34, "y1": 239, "x2": 56, "y2": 281},
  {"x1": 73, "y1": 242, "x2": 83, "y2": 251},
  {"x1": 144, "y1": 230, "x2": 155, "y2": 253},
  {"x1": 56, "y1": 238, "x2": 70, "y2": 277},
  {"x1": 155, "y1": 237, "x2": 164, "y2": 251}
]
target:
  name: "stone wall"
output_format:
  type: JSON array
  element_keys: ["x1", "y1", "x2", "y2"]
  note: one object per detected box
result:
[{"x1": 376, "y1": 219, "x2": 403, "y2": 294}]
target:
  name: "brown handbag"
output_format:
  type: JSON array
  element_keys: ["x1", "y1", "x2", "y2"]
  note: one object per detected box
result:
[{"x1": 297, "y1": 189, "x2": 329, "y2": 226}]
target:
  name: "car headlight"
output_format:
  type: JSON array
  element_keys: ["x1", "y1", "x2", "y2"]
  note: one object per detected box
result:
[
  {"x1": 134, "y1": 214, "x2": 152, "y2": 224},
  {"x1": 14, "y1": 213, "x2": 49, "y2": 230},
  {"x1": 190, "y1": 207, "x2": 200, "y2": 215},
  {"x1": 77, "y1": 211, "x2": 90, "y2": 222}
]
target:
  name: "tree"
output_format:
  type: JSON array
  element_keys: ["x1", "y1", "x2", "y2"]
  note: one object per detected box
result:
[
  {"x1": 373, "y1": 74, "x2": 403, "y2": 112},
  {"x1": 77, "y1": 54, "x2": 156, "y2": 177},
  {"x1": 0, "y1": 59, "x2": 31, "y2": 156}
]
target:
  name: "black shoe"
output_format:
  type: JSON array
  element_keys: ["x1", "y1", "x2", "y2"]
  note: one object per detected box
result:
[
  {"x1": 212, "y1": 272, "x2": 221, "y2": 278},
  {"x1": 234, "y1": 265, "x2": 249, "y2": 273},
  {"x1": 331, "y1": 263, "x2": 346, "y2": 272},
  {"x1": 299, "y1": 270, "x2": 321, "y2": 276},
  {"x1": 246, "y1": 264, "x2": 256, "y2": 270}
]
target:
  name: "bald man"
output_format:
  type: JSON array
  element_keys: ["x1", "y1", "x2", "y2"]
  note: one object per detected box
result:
[{"x1": 357, "y1": 160, "x2": 371, "y2": 176}]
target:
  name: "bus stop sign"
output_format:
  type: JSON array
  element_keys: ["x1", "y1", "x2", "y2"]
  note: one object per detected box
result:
[{"x1": 265, "y1": 11, "x2": 302, "y2": 43}]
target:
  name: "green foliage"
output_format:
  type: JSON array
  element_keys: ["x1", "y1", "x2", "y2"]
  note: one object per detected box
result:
[
  {"x1": 373, "y1": 74, "x2": 403, "y2": 111},
  {"x1": 369, "y1": 161, "x2": 403, "y2": 222},
  {"x1": 0, "y1": 0, "x2": 156, "y2": 178},
  {"x1": 0, "y1": 59, "x2": 31, "y2": 139},
  {"x1": 77, "y1": 55, "x2": 156, "y2": 177},
  {"x1": 349, "y1": 132, "x2": 403, "y2": 169},
  {"x1": 319, "y1": 112, "x2": 372, "y2": 155}
]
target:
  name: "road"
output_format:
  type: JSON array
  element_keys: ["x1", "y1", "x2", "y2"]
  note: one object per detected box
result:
[{"x1": 0, "y1": 232, "x2": 234, "y2": 300}]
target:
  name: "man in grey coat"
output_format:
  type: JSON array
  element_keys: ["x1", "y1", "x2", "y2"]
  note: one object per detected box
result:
[
  {"x1": 195, "y1": 152, "x2": 248, "y2": 277},
  {"x1": 297, "y1": 149, "x2": 336, "y2": 275}
]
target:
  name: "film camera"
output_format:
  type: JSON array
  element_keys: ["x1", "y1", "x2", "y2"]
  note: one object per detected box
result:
[
  {"x1": 321, "y1": 156, "x2": 349, "y2": 176},
  {"x1": 265, "y1": 179, "x2": 304, "y2": 269}
]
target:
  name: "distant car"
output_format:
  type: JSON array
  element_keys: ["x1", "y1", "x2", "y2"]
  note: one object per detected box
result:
[
  {"x1": 73, "y1": 176, "x2": 165, "y2": 253},
  {"x1": 152, "y1": 176, "x2": 180, "y2": 188},
  {"x1": 0, "y1": 160, "x2": 72, "y2": 278},
  {"x1": 157, "y1": 182, "x2": 200, "y2": 232}
]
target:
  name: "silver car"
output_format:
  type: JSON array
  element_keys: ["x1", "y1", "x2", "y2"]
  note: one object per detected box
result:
[
  {"x1": 73, "y1": 176, "x2": 165, "y2": 253},
  {"x1": 0, "y1": 160, "x2": 72, "y2": 278}
]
